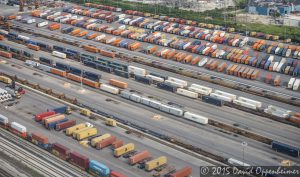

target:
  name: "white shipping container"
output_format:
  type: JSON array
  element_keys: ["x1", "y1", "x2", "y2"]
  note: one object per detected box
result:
[
  {"x1": 293, "y1": 79, "x2": 300, "y2": 91},
  {"x1": 267, "y1": 105, "x2": 291, "y2": 114},
  {"x1": 176, "y1": 88, "x2": 198, "y2": 98},
  {"x1": 25, "y1": 60, "x2": 39, "y2": 67},
  {"x1": 130, "y1": 94, "x2": 141, "y2": 102},
  {"x1": 164, "y1": 80, "x2": 184, "y2": 88},
  {"x1": 169, "y1": 107, "x2": 184, "y2": 116},
  {"x1": 198, "y1": 58, "x2": 208, "y2": 67},
  {"x1": 106, "y1": 37, "x2": 117, "y2": 44},
  {"x1": 288, "y1": 78, "x2": 296, "y2": 88},
  {"x1": 183, "y1": 112, "x2": 208, "y2": 125},
  {"x1": 116, "y1": 8, "x2": 122, "y2": 12},
  {"x1": 286, "y1": 49, "x2": 291, "y2": 57},
  {"x1": 38, "y1": 64, "x2": 52, "y2": 72},
  {"x1": 11, "y1": 122, "x2": 27, "y2": 133},
  {"x1": 237, "y1": 97, "x2": 262, "y2": 108},
  {"x1": 272, "y1": 62, "x2": 279, "y2": 71},
  {"x1": 141, "y1": 97, "x2": 151, "y2": 106},
  {"x1": 213, "y1": 90, "x2": 237, "y2": 100},
  {"x1": 95, "y1": 34, "x2": 106, "y2": 41},
  {"x1": 149, "y1": 100, "x2": 162, "y2": 109},
  {"x1": 233, "y1": 100, "x2": 257, "y2": 110},
  {"x1": 53, "y1": 12, "x2": 61, "y2": 16},
  {"x1": 167, "y1": 77, "x2": 188, "y2": 87},
  {"x1": 100, "y1": 84, "x2": 119, "y2": 94},
  {"x1": 188, "y1": 87, "x2": 210, "y2": 95},
  {"x1": 146, "y1": 75, "x2": 164, "y2": 83},
  {"x1": 128, "y1": 65, "x2": 147, "y2": 76},
  {"x1": 17, "y1": 35, "x2": 30, "y2": 41},
  {"x1": 52, "y1": 51, "x2": 67, "y2": 59},
  {"x1": 190, "y1": 84, "x2": 213, "y2": 93},
  {"x1": 275, "y1": 62, "x2": 284, "y2": 72},
  {"x1": 16, "y1": 16, "x2": 22, "y2": 20},
  {"x1": 228, "y1": 158, "x2": 250, "y2": 167},
  {"x1": 0, "y1": 29, "x2": 9, "y2": 35},
  {"x1": 26, "y1": 19, "x2": 36, "y2": 24},
  {"x1": 210, "y1": 93, "x2": 233, "y2": 102},
  {"x1": 0, "y1": 114, "x2": 8, "y2": 124},
  {"x1": 37, "y1": 21, "x2": 48, "y2": 27}
]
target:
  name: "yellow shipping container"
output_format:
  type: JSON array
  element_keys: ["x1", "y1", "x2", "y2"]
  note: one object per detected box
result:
[
  {"x1": 106, "y1": 119, "x2": 117, "y2": 127},
  {"x1": 72, "y1": 127, "x2": 92, "y2": 138},
  {"x1": 114, "y1": 143, "x2": 135, "y2": 157},
  {"x1": 65, "y1": 123, "x2": 86, "y2": 136},
  {"x1": 76, "y1": 127, "x2": 97, "y2": 140},
  {"x1": 91, "y1": 133, "x2": 111, "y2": 147},
  {"x1": 0, "y1": 76, "x2": 12, "y2": 84},
  {"x1": 145, "y1": 156, "x2": 167, "y2": 171},
  {"x1": 144, "y1": 13, "x2": 151, "y2": 17}
]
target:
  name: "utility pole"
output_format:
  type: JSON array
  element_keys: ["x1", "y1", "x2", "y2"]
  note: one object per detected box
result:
[{"x1": 242, "y1": 141, "x2": 248, "y2": 166}]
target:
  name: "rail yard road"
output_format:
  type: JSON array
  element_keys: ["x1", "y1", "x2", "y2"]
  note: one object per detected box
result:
[{"x1": 0, "y1": 1, "x2": 300, "y2": 177}]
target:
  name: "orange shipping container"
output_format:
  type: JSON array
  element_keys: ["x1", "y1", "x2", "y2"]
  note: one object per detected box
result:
[
  {"x1": 217, "y1": 62, "x2": 227, "y2": 72},
  {"x1": 176, "y1": 53, "x2": 187, "y2": 62},
  {"x1": 70, "y1": 29, "x2": 81, "y2": 35},
  {"x1": 84, "y1": 46, "x2": 99, "y2": 53},
  {"x1": 100, "y1": 50, "x2": 115, "y2": 58},
  {"x1": 238, "y1": 66, "x2": 246, "y2": 77},
  {"x1": 129, "y1": 43, "x2": 142, "y2": 51},
  {"x1": 67, "y1": 73, "x2": 82, "y2": 83},
  {"x1": 0, "y1": 35, "x2": 4, "y2": 40},
  {"x1": 147, "y1": 46, "x2": 157, "y2": 54},
  {"x1": 27, "y1": 44, "x2": 40, "y2": 51},
  {"x1": 109, "y1": 79, "x2": 128, "y2": 89},
  {"x1": 0, "y1": 51, "x2": 12, "y2": 58},
  {"x1": 250, "y1": 70, "x2": 260, "y2": 80},
  {"x1": 51, "y1": 68, "x2": 67, "y2": 77},
  {"x1": 87, "y1": 33, "x2": 98, "y2": 40},
  {"x1": 191, "y1": 57, "x2": 201, "y2": 65},
  {"x1": 242, "y1": 68, "x2": 250, "y2": 78},
  {"x1": 246, "y1": 69, "x2": 254, "y2": 79},
  {"x1": 48, "y1": 23, "x2": 60, "y2": 31},
  {"x1": 77, "y1": 31, "x2": 88, "y2": 37},
  {"x1": 183, "y1": 55, "x2": 193, "y2": 63},
  {"x1": 210, "y1": 61, "x2": 219, "y2": 70},
  {"x1": 82, "y1": 78, "x2": 100, "y2": 88}
]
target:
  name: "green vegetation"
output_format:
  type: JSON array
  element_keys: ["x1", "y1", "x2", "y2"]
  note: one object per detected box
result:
[{"x1": 68, "y1": 0, "x2": 300, "y2": 43}]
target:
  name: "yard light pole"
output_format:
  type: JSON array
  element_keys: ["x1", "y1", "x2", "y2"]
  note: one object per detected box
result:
[{"x1": 242, "y1": 141, "x2": 248, "y2": 166}]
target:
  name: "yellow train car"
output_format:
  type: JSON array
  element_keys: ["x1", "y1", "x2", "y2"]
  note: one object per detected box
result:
[
  {"x1": 0, "y1": 76, "x2": 12, "y2": 84},
  {"x1": 65, "y1": 123, "x2": 86, "y2": 136},
  {"x1": 106, "y1": 119, "x2": 117, "y2": 127},
  {"x1": 114, "y1": 143, "x2": 135, "y2": 157},
  {"x1": 91, "y1": 133, "x2": 111, "y2": 147},
  {"x1": 72, "y1": 127, "x2": 92, "y2": 138},
  {"x1": 145, "y1": 156, "x2": 167, "y2": 171},
  {"x1": 76, "y1": 128, "x2": 97, "y2": 141}
]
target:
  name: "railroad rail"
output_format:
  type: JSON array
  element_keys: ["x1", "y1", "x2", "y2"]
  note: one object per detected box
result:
[
  {"x1": 0, "y1": 129, "x2": 90, "y2": 177},
  {"x1": 10, "y1": 23, "x2": 300, "y2": 107},
  {"x1": 0, "y1": 70, "x2": 277, "y2": 167}
]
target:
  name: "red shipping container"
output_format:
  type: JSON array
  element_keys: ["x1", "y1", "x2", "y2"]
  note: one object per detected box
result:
[
  {"x1": 55, "y1": 120, "x2": 76, "y2": 131},
  {"x1": 129, "y1": 150, "x2": 151, "y2": 165},
  {"x1": 112, "y1": 140, "x2": 123, "y2": 149},
  {"x1": 110, "y1": 170, "x2": 127, "y2": 177},
  {"x1": 96, "y1": 136, "x2": 116, "y2": 150},
  {"x1": 52, "y1": 143, "x2": 70, "y2": 160},
  {"x1": 69, "y1": 152, "x2": 89, "y2": 170},
  {"x1": 35, "y1": 111, "x2": 56, "y2": 122},
  {"x1": 31, "y1": 132, "x2": 49, "y2": 144},
  {"x1": 0, "y1": 51, "x2": 12, "y2": 58}
]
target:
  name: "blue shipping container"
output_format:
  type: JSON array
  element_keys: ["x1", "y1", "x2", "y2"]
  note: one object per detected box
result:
[
  {"x1": 202, "y1": 95, "x2": 224, "y2": 106},
  {"x1": 47, "y1": 118, "x2": 69, "y2": 129},
  {"x1": 52, "y1": 106, "x2": 70, "y2": 114},
  {"x1": 134, "y1": 75, "x2": 152, "y2": 85},
  {"x1": 157, "y1": 82, "x2": 177, "y2": 92},
  {"x1": 84, "y1": 71, "x2": 101, "y2": 81},
  {"x1": 271, "y1": 141, "x2": 300, "y2": 157},
  {"x1": 89, "y1": 160, "x2": 110, "y2": 177}
]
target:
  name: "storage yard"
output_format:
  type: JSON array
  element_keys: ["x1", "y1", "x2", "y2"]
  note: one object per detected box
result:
[{"x1": 0, "y1": 1, "x2": 300, "y2": 177}]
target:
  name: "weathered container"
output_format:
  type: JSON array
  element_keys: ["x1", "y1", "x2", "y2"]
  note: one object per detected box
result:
[
  {"x1": 66, "y1": 123, "x2": 87, "y2": 136},
  {"x1": 112, "y1": 140, "x2": 124, "y2": 149},
  {"x1": 0, "y1": 114, "x2": 8, "y2": 128},
  {"x1": 31, "y1": 132, "x2": 49, "y2": 144},
  {"x1": 91, "y1": 133, "x2": 111, "y2": 147},
  {"x1": 52, "y1": 143, "x2": 70, "y2": 160},
  {"x1": 56, "y1": 120, "x2": 76, "y2": 131},
  {"x1": 27, "y1": 44, "x2": 40, "y2": 51},
  {"x1": 89, "y1": 160, "x2": 110, "y2": 177},
  {"x1": 53, "y1": 106, "x2": 71, "y2": 114},
  {"x1": 69, "y1": 152, "x2": 89, "y2": 170},
  {"x1": 145, "y1": 156, "x2": 167, "y2": 171},
  {"x1": 170, "y1": 167, "x2": 192, "y2": 177},
  {"x1": 202, "y1": 95, "x2": 224, "y2": 106},
  {"x1": 109, "y1": 79, "x2": 128, "y2": 89},
  {"x1": 157, "y1": 82, "x2": 177, "y2": 92},
  {"x1": 129, "y1": 150, "x2": 151, "y2": 165},
  {"x1": 114, "y1": 143, "x2": 135, "y2": 157},
  {"x1": 183, "y1": 112, "x2": 208, "y2": 124},
  {"x1": 176, "y1": 88, "x2": 198, "y2": 98},
  {"x1": 67, "y1": 73, "x2": 82, "y2": 83},
  {"x1": 43, "y1": 114, "x2": 65, "y2": 125},
  {"x1": 35, "y1": 111, "x2": 56, "y2": 122},
  {"x1": 96, "y1": 136, "x2": 117, "y2": 150}
]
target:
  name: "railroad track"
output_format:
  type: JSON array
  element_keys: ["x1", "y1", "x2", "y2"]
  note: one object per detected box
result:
[
  {"x1": 0, "y1": 129, "x2": 90, "y2": 177},
  {"x1": 11, "y1": 21, "x2": 300, "y2": 107}
]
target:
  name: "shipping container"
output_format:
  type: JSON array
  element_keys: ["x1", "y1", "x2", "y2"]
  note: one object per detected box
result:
[
  {"x1": 129, "y1": 150, "x2": 151, "y2": 165},
  {"x1": 52, "y1": 51, "x2": 67, "y2": 59},
  {"x1": 112, "y1": 140, "x2": 124, "y2": 149},
  {"x1": 202, "y1": 95, "x2": 224, "y2": 106},
  {"x1": 96, "y1": 136, "x2": 117, "y2": 150},
  {"x1": 89, "y1": 160, "x2": 110, "y2": 177},
  {"x1": 55, "y1": 120, "x2": 76, "y2": 131},
  {"x1": 76, "y1": 127, "x2": 97, "y2": 140},
  {"x1": 183, "y1": 112, "x2": 208, "y2": 124},
  {"x1": 65, "y1": 123, "x2": 87, "y2": 136},
  {"x1": 271, "y1": 141, "x2": 299, "y2": 157},
  {"x1": 145, "y1": 156, "x2": 167, "y2": 171},
  {"x1": 110, "y1": 171, "x2": 126, "y2": 177},
  {"x1": 176, "y1": 88, "x2": 198, "y2": 98},
  {"x1": 157, "y1": 82, "x2": 178, "y2": 92},
  {"x1": 51, "y1": 143, "x2": 70, "y2": 160},
  {"x1": 27, "y1": 44, "x2": 40, "y2": 51},
  {"x1": 69, "y1": 152, "x2": 89, "y2": 170},
  {"x1": 109, "y1": 79, "x2": 128, "y2": 89},
  {"x1": 35, "y1": 111, "x2": 56, "y2": 122},
  {"x1": 114, "y1": 143, "x2": 135, "y2": 157},
  {"x1": 170, "y1": 167, "x2": 192, "y2": 177},
  {"x1": 100, "y1": 84, "x2": 120, "y2": 94},
  {"x1": 91, "y1": 133, "x2": 111, "y2": 147},
  {"x1": 51, "y1": 68, "x2": 67, "y2": 77}
]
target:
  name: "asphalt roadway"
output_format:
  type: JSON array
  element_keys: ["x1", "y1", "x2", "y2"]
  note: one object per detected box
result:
[
  {"x1": 1, "y1": 40, "x2": 300, "y2": 150},
  {"x1": 1, "y1": 57, "x2": 300, "y2": 167},
  {"x1": 11, "y1": 20, "x2": 300, "y2": 101},
  {"x1": 0, "y1": 87, "x2": 210, "y2": 177}
]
